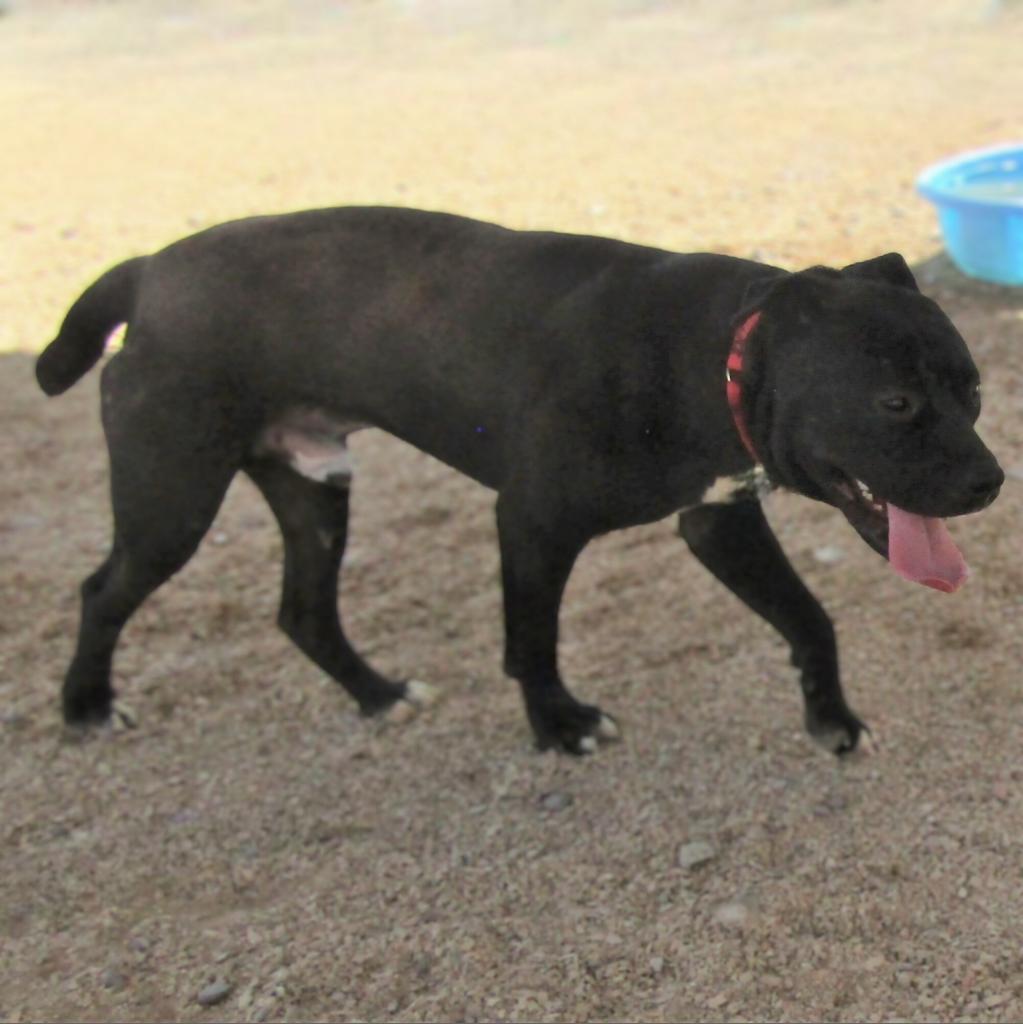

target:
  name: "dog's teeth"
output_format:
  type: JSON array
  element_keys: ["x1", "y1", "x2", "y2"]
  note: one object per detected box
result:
[{"x1": 854, "y1": 479, "x2": 885, "y2": 509}]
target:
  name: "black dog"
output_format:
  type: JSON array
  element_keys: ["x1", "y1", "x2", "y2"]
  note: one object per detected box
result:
[{"x1": 36, "y1": 207, "x2": 1002, "y2": 754}]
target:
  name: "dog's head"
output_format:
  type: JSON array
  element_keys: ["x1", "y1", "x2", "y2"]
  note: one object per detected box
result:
[{"x1": 741, "y1": 254, "x2": 1003, "y2": 591}]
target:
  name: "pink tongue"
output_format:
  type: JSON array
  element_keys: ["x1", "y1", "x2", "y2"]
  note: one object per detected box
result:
[{"x1": 887, "y1": 503, "x2": 969, "y2": 593}]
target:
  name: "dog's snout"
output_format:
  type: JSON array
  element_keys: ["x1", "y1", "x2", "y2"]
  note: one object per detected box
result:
[{"x1": 966, "y1": 462, "x2": 1004, "y2": 509}]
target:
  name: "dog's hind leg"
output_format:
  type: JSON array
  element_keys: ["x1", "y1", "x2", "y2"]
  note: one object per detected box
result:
[
  {"x1": 61, "y1": 355, "x2": 240, "y2": 727},
  {"x1": 244, "y1": 457, "x2": 432, "y2": 719},
  {"x1": 677, "y1": 499, "x2": 867, "y2": 755}
]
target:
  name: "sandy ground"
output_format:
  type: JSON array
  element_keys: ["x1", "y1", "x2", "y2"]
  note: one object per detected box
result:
[{"x1": 3, "y1": 1, "x2": 1023, "y2": 1020}]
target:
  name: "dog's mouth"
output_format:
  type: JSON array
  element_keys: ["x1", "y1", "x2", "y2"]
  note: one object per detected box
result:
[{"x1": 828, "y1": 472, "x2": 969, "y2": 593}]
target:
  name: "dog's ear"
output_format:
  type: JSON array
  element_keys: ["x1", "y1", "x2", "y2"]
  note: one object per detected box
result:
[{"x1": 841, "y1": 252, "x2": 919, "y2": 292}]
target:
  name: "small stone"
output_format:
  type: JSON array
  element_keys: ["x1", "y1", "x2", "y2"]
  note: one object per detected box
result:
[
  {"x1": 713, "y1": 901, "x2": 749, "y2": 928},
  {"x1": 0, "y1": 710, "x2": 27, "y2": 730},
  {"x1": 813, "y1": 544, "x2": 846, "y2": 565},
  {"x1": 100, "y1": 968, "x2": 127, "y2": 991},
  {"x1": 211, "y1": 532, "x2": 229, "y2": 545},
  {"x1": 538, "y1": 791, "x2": 573, "y2": 812},
  {"x1": 985, "y1": 993, "x2": 1011, "y2": 1008},
  {"x1": 677, "y1": 840, "x2": 716, "y2": 870},
  {"x1": 708, "y1": 992, "x2": 728, "y2": 1009},
  {"x1": 197, "y1": 980, "x2": 233, "y2": 1007}
]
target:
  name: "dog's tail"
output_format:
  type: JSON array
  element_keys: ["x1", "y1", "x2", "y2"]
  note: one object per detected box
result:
[{"x1": 35, "y1": 256, "x2": 146, "y2": 396}]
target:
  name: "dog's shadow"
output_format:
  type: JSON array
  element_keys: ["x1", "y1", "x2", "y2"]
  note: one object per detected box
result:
[{"x1": 912, "y1": 251, "x2": 1023, "y2": 309}]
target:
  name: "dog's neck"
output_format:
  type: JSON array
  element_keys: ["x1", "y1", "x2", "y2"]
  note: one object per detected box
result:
[
  {"x1": 718, "y1": 309, "x2": 776, "y2": 504},
  {"x1": 726, "y1": 311, "x2": 763, "y2": 463}
]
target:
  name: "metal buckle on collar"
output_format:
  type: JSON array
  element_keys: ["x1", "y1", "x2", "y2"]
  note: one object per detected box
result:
[{"x1": 733, "y1": 464, "x2": 774, "y2": 501}]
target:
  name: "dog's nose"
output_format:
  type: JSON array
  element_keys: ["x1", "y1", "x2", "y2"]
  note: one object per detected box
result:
[{"x1": 966, "y1": 464, "x2": 1004, "y2": 509}]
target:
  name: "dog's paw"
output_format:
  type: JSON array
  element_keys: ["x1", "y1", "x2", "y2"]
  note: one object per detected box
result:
[
  {"x1": 384, "y1": 680, "x2": 438, "y2": 725},
  {"x1": 806, "y1": 704, "x2": 868, "y2": 757},
  {"x1": 847, "y1": 723, "x2": 880, "y2": 758},
  {"x1": 109, "y1": 699, "x2": 137, "y2": 731},
  {"x1": 529, "y1": 700, "x2": 621, "y2": 756},
  {"x1": 62, "y1": 699, "x2": 137, "y2": 742}
]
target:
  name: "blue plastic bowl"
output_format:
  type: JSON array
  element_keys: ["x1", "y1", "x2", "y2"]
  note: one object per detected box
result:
[{"x1": 917, "y1": 143, "x2": 1023, "y2": 286}]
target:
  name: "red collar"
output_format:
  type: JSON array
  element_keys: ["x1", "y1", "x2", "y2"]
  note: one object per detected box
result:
[{"x1": 726, "y1": 311, "x2": 762, "y2": 462}]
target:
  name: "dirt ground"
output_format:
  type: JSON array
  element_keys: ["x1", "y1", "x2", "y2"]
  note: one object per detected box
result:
[{"x1": 3, "y1": 1, "x2": 1023, "y2": 1021}]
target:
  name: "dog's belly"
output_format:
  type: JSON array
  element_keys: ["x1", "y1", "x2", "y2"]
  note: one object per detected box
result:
[
  {"x1": 255, "y1": 409, "x2": 365, "y2": 485},
  {"x1": 253, "y1": 408, "x2": 776, "y2": 515}
]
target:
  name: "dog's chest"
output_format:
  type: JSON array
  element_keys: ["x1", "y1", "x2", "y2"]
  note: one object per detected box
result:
[{"x1": 682, "y1": 466, "x2": 774, "y2": 511}]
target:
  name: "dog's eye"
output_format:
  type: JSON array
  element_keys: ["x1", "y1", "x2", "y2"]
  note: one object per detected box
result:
[
  {"x1": 878, "y1": 394, "x2": 912, "y2": 414},
  {"x1": 968, "y1": 382, "x2": 982, "y2": 417}
]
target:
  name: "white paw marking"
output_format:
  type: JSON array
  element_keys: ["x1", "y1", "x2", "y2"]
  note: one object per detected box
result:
[
  {"x1": 110, "y1": 700, "x2": 137, "y2": 731},
  {"x1": 578, "y1": 735, "x2": 597, "y2": 754},
  {"x1": 810, "y1": 728, "x2": 853, "y2": 754},
  {"x1": 404, "y1": 680, "x2": 438, "y2": 707},
  {"x1": 856, "y1": 728, "x2": 881, "y2": 757},
  {"x1": 384, "y1": 680, "x2": 439, "y2": 724},
  {"x1": 62, "y1": 700, "x2": 138, "y2": 743},
  {"x1": 95, "y1": 701, "x2": 138, "y2": 737},
  {"x1": 596, "y1": 714, "x2": 621, "y2": 741}
]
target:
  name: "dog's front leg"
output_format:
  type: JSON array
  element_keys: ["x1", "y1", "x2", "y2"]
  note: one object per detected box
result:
[
  {"x1": 677, "y1": 499, "x2": 867, "y2": 754},
  {"x1": 496, "y1": 494, "x2": 619, "y2": 754}
]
